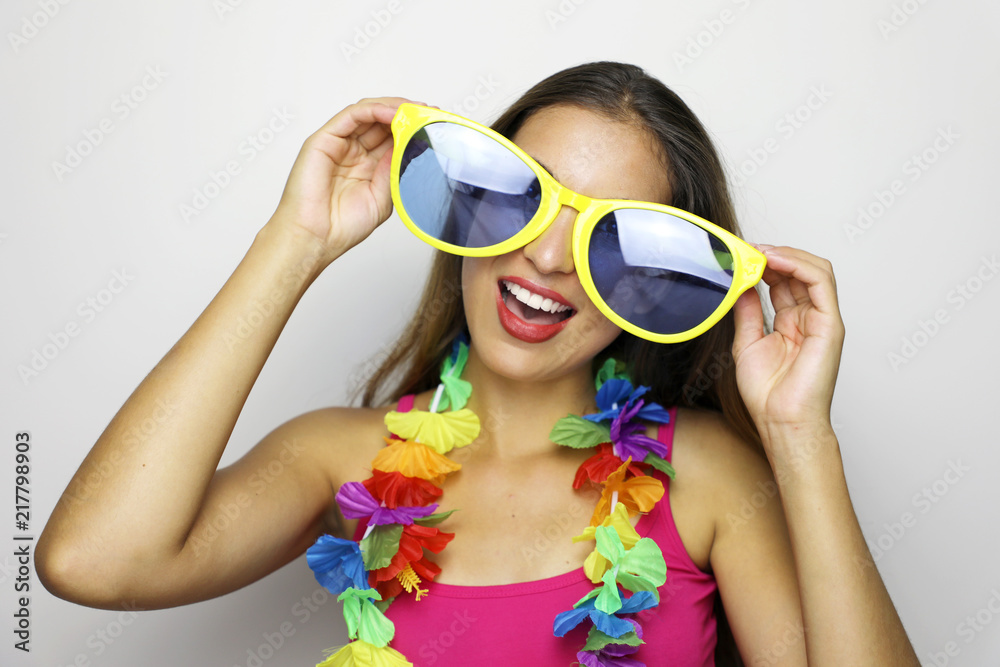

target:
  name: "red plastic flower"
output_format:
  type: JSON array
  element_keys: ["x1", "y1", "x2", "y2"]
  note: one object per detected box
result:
[
  {"x1": 574, "y1": 444, "x2": 649, "y2": 489},
  {"x1": 369, "y1": 524, "x2": 454, "y2": 600},
  {"x1": 363, "y1": 470, "x2": 443, "y2": 508}
]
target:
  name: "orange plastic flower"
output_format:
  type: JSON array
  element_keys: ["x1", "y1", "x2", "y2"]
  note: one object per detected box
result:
[
  {"x1": 589, "y1": 458, "x2": 664, "y2": 526},
  {"x1": 372, "y1": 438, "x2": 461, "y2": 485}
]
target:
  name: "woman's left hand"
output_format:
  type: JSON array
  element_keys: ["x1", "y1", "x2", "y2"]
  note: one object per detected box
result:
[{"x1": 731, "y1": 246, "x2": 846, "y2": 447}]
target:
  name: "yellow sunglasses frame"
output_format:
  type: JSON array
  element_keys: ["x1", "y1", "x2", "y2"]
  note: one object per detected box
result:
[{"x1": 389, "y1": 103, "x2": 766, "y2": 344}]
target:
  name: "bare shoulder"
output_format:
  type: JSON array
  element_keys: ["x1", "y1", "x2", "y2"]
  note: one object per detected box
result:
[
  {"x1": 672, "y1": 407, "x2": 773, "y2": 490},
  {"x1": 669, "y1": 407, "x2": 780, "y2": 569},
  {"x1": 267, "y1": 404, "x2": 397, "y2": 487}
]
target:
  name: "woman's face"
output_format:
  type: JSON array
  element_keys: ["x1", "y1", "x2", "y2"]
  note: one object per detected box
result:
[{"x1": 461, "y1": 104, "x2": 672, "y2": 383}]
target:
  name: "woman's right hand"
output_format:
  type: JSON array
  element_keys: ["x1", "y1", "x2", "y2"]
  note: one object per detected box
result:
[{"x1": 267, "y1": 97, "x2": 415, "y2": 266}]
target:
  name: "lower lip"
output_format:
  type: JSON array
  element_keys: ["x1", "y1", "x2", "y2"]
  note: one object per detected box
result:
[{"x1": 495, "y1": 286, "x2": 572, "y2": 343}]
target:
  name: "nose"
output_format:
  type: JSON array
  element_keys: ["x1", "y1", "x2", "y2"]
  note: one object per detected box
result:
[{"x1": 521, "y1": 206, "x2": 579, "y2": 274}]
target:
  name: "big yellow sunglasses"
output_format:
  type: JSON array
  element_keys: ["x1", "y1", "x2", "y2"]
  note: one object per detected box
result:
[{"x1": 389, "y1": 103, "x2": 765, "y2": 343}]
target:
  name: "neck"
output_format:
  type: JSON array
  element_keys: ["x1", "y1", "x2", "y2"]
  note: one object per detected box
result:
[{"x1": 460, "y1": 346, "x2": 599, "y2": 460}]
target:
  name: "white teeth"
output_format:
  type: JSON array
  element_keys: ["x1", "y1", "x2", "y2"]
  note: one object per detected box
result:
[{"x1": 502, "y1": 280, "x2": 572, "y2": 314}]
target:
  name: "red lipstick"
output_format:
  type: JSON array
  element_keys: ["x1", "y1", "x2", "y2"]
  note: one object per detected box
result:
[{"x1": 495, "y1": 277, "x2": 575, "y2": 343}]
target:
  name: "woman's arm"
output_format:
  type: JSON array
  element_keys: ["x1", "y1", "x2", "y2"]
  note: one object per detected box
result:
[
  {"x1": 36, "y1": 98, "x2": 408, "y2": 609},
  {"x1": 711, "y1": 246, "x2": 918, "y2": 665}
]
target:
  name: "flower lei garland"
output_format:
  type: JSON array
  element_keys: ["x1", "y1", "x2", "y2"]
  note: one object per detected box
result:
[{"x1": 305, "y1": 339, "x2": 676, "y2": 666}]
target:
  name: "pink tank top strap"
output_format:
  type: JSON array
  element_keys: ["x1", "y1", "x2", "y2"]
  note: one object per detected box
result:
[
  {"x1": 657, "y1": 405, "x2": 678, "y2": 463},
  {"x1": 396, "y1": 393, "x2": 415, "y2": 413}
]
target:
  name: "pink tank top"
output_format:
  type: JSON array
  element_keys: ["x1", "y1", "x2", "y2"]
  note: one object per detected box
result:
[{"x1": 353, "y1": 402, "x2": 717, "y2": 666}]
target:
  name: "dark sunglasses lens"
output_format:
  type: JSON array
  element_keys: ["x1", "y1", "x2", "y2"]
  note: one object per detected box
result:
[
  {"x1": 397, "y1": 122, "x2": 542, "y2": 249},
  {"x1": 588, "y1": 209, "x2": 735, "y2": 336}
]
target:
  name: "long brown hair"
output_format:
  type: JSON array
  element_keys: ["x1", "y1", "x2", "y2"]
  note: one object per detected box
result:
[{"x1": 358, "y1": 61, "x2": 753, "y2": 665}]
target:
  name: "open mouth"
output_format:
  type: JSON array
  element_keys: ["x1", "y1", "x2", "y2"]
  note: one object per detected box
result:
[{"x1": 499, "y1": 279, "x2": 575, "y2": 325}]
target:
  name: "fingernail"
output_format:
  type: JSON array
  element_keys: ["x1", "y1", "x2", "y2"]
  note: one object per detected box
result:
[{"x1": 752, "y1": 243, "x2": 775, "y2": 251}]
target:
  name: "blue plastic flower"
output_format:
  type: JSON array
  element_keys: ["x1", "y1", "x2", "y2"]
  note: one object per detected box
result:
[
  {"x1": 553, "y1": 590, "x2": 657, "y2": 639},
  {"x1": 584, "y1": 379, "x2": 671, "y2": 425},
  {"x1": 307, "y1": 535, "x2": 369, "y2": 595}
]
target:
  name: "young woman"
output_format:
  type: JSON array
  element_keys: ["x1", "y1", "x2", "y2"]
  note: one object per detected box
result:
[{"x1": 37, "y1": 62, "x2": 918, "y2": 666}]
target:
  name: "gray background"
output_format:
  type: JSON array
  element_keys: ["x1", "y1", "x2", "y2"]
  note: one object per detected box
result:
[{"x1": 3, "y1": 1, "x2": 999, "y2": 665}]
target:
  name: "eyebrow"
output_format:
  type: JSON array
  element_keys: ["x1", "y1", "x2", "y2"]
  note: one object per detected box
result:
[{"x1": 532, "y1": 156, "x2": 556, "y2": 179}]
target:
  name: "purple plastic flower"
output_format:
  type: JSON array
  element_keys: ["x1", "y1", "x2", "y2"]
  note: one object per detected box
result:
[
  {"x1": 577, "y1": 619, "x2": 645, "y2": 667},
  {"x1": 336, "y1": 481, "x2": 438, "y2": 525},
  {"x1": 609, "y1": 400, "x2": 669, "y2": 462}
]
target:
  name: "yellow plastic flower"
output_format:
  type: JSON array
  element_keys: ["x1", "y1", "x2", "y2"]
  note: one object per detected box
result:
[
  {"x1": 372, "y1": 438, "x2": 461, "y2": 484},
  {"x1": 384, "y1": 409, "x2": 480, "y2": 454},
  {"x1": 589, "y1": 459, "x2": 663, "y2": 527},
  {"x1": 573, "y1": 503, "x2": 641, "y2": 583},
  {"x1": 317, "y1": 640, "x2": 412, "y2": 667}
]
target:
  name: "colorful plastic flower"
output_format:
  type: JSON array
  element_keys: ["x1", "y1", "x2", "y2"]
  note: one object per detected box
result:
[
  {"x1": 363, "y1": 470, "x2": 442, "y2": 508},
  {"x1": 583, "y1": 379, "x2": 671, "y2": 426},
  {"x1": 338, "y1": 587, "x2": 395, "y2": 647},
  {"x1": 577, "y1": 620, "x2": 645, "y2": 667},
  {"x1": 574, "y1": 444, "x2": 649, "y2": 488},
  {"x1": 436, "y1": 339, "x2": 473, "y2": 411},
  {"x1": 369, "y1": 524, "x2": 454, "y2": 600},
  {"x1": 336, "y1": 482, "x2": 438, "y2": 526},
  {"x1": 590, "y1": 460, "x2": 664, "y2": 526},
  {"x1": 317, "y1": 640, "x2": 412, "y2": 667},
  {"x1": 383, "y1": 409, "x2": 480, "y2": 454},
  {"x1": 574, "y1": 503, "x2": 640, "y2": 583},
  {"x1": 590, "y1": 525, "x2": 666, "y2": 608},
  {"x1": 553, "y1": 590, "x2": 657, "y2": 640},
  {"x1": 372, "y1": 438, "x2": 461, "y2": 484},
  {"x1": 307, "y1": 535, "x2": 369, "y2": 595},
  {"x1": 608, "y1": 399, "x2": 669, "y2": 463}
]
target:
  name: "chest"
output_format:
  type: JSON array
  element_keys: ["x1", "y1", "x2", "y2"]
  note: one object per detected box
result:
[{"x1": 427, "y1": 452, "x2": 611, "y2": 585}]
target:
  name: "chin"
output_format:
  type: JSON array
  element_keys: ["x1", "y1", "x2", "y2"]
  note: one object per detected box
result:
[{"x1": 465, "y1": 313, "x2": 622, "y2": 386}]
